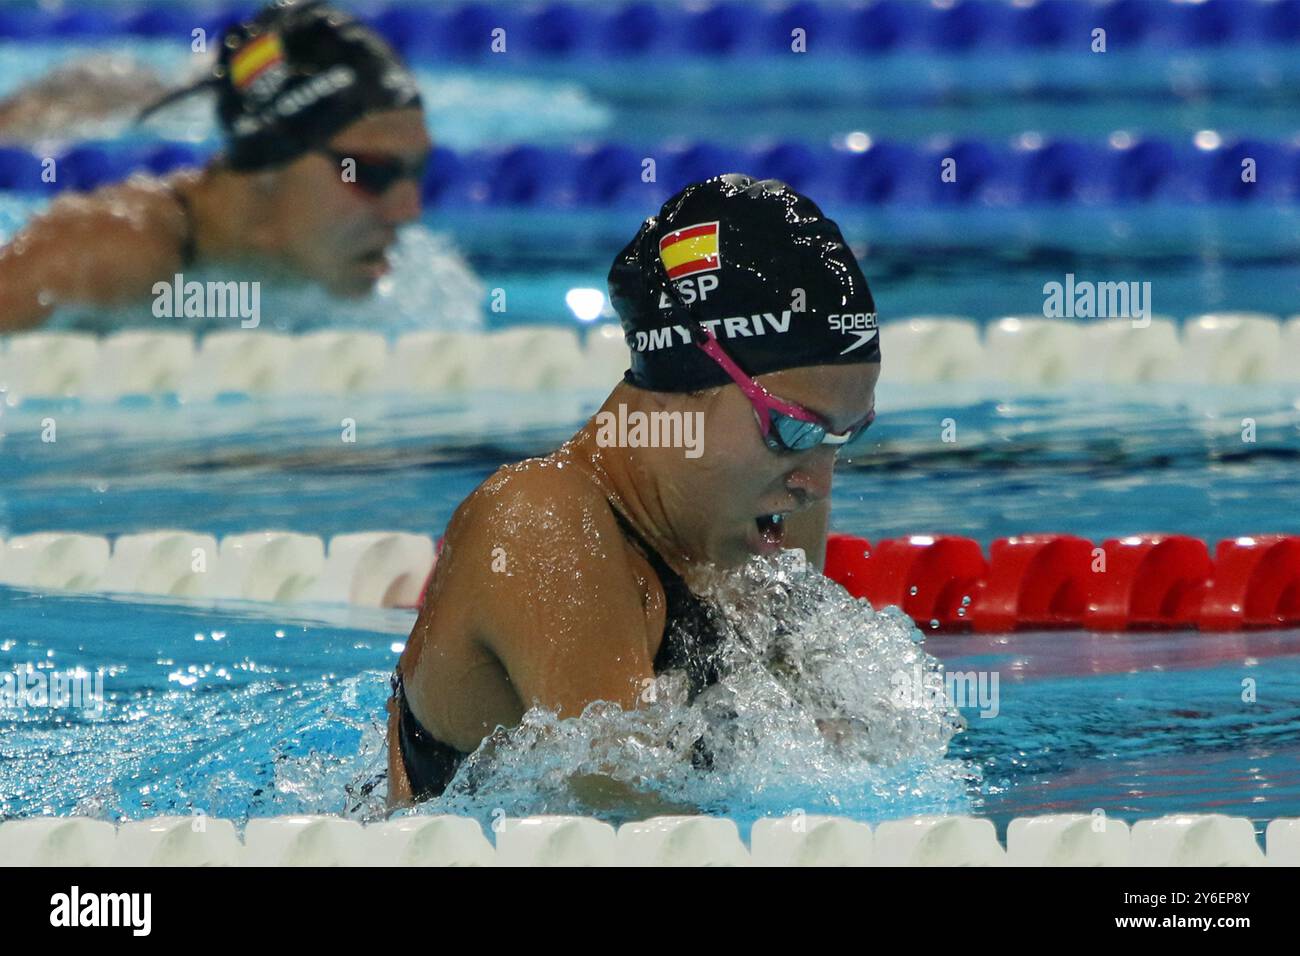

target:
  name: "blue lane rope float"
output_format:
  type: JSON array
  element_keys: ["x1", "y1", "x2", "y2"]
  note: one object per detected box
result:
[
  {"x1": 3, "y1": 1, "x2": 1300, "y2": 53},
  {"x1": 1, "y1": 136, "x2": 1298, "y2": 205}
]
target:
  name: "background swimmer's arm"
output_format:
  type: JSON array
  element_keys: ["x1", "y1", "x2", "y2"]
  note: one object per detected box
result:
[
  {"x1": 0, "y1": 193, "x2": 184, "y2": 331},
  {"x1": 782, "y1": 498, "x2": 829, "y2": 571}
]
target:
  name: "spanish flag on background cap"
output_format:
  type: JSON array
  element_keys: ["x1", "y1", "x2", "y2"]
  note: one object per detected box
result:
[
  {"x1": 658, "y1": 221, "x2": 720, "y2": 279},
  {"x1": 231, "y1": 32, "x2": 286, "y2": 90}
]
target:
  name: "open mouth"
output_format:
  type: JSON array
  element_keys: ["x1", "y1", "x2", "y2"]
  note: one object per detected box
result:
[
  {"x1": 354, "y1": 247, "x2": 391, "y2": 278},
  {"x1": 755, "y1": 512, "x2": 786, "y2": 547}
]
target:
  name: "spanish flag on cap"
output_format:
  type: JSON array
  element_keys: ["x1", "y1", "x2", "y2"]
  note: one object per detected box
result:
[
  {"x1": 659, "y1": 221, "x2": 720, "y2": 280},
  {"x1": 231, "y1": 32, "x2": 286, "y2": 90}
]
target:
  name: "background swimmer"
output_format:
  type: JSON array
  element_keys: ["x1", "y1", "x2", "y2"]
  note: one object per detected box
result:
[
  {"x1": 0, "y1": 55, "x2": 169, "y2": 143},
  {"x1": 388, "y1": 174, "x2": 881, "y2": 809},
  {"x1": 0, "y1": 0, "x2": 429, "y2": 331}
]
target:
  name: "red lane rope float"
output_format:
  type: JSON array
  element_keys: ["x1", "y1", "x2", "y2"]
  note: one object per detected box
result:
[
  {"x1": 1201, "y1": 535, "x2": 1300, "y2": 630},
  {"x1": 835, "y1": 535, "x2": 986, "y2": 629},
  {"x1": 1085, "y1": 535, "x2": 1212, "y2": 630},
  {"x1": 409, "y1": 532, "x2": 1300, "y2": 632},
  {"x1": 973, "y1": 534, "x2": 1094, "y2": 632},
  {"x1": 824, "y1": 533, "x2": 1300, "y2": 633}
]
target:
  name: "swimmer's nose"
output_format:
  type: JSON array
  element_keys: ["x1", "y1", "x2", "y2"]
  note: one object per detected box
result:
[
  {"x1": 784, "y1": 448, "x2": 836, "y2": 505},
  {"x1": 382, "y1": 179, "x2": 422, "y2": 225}
]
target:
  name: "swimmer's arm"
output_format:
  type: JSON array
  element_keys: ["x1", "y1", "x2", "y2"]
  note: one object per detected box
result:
[
  {"x1": 0, "y1": 197, "x2": 181, "y2": 331},
  {"x1": 469, "y1": 475, "x2": 654, "y2": 717},
  {"x1": 782, "y1": 498, "x2": 829, "y2": 571},
  {"x1": 465, "y1": 473, "x2": 704, "y2": 813}
]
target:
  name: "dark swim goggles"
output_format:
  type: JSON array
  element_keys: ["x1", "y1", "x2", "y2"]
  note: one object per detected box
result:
[{"x1": 317, "y1": 148, "x2": 428, "y2": 196}]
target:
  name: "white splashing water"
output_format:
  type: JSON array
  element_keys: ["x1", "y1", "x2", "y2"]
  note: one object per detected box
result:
[
  {"x1": 46, "y1": 225, "x2": 485, "y2": 337},
  {"x1": 358, "y1": 550, "x2": 976, "y2": 826},
  {"x1": 258, "y1": 227, "x2": 487, "y2": 336}
]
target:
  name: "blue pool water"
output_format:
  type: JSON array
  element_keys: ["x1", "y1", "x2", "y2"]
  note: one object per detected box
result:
[
  {"x1": 6, "y1": 198, "x2": 1299, "y2": 329},
  {"x1": 442, "y1": 204, "x2": 1300, "y2": 326},
  {"x1": 4, "y1": 4, "x2": 1300, "y2": 832},
  {"x1": 3, "y1": 388, "x2": 1298, "y2": 543},
  {"x1": 7, "y1": 36, "x2": 1300, "y2": 143},
  {"x1": 0, "y1": 41, "x2": 611, "y2": 150},
  {"x1": 4, "y1": 388, "x2": 1300, "y2": 831},
  {"x1": 5, "y1": 586, "x2": 1300, "y2": 837},
  {"x1": 5, "y1": 32, "x2": 1300, "y2": 324}
]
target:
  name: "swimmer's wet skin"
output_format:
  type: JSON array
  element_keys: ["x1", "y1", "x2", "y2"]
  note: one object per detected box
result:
[
  {"x1": 389, "y1": 173, "x2": 882, "y2": 810},
  {"x1": 0, "y1": 56, "x2": 168, "y2": 142},
  {"x1": 0, "y1": 0, "x2": 430, "y2": 331}
]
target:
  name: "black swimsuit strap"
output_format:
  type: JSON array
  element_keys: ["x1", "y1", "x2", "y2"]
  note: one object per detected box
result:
[
  {"x1": 607, "y1": 502, "x2": 688, "y2": 593},
  {"x1": 606, "y1": 500, "x2": 722, "y2": 693},
  {"x1": 391, "y1": 670, "x2": 466, "y2": 801}
]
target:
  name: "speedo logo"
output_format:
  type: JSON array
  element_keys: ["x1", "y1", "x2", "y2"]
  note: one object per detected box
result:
[
  {"x1": 828, "y1": 312, "x2": 879, "y2": 354},
  {"x1": 632, "y1": 311, "x2": 792, "y2": 352}
]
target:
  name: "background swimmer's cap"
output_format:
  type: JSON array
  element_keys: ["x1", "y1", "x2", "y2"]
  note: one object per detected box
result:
[
  {"x1": 213, "y1": 0, "x2": 421, "y2": 171},
  {"x1": 608, "y1": 173, "x2": 880, "y2": 393}
]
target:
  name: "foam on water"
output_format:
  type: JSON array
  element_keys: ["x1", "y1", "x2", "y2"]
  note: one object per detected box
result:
[
  {"x1": 8, "y1": 565, "x2": 1300, "y2": 825},
  {"x1": 41, "y1": 224, "x2": 485, "y2": 335},
  {"x1": 356, "y1": 550, "x2": 975, "y2": 826},
  {"x1": 12, "y1": 555, "x2": 955, "y2": 826}
]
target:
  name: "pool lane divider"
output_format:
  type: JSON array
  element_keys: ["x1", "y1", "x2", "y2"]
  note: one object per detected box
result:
[
  {"x1": 0, "y1": 326, "x2": 622, "y2": 399},
  {"x1": 6, "y1": 134, "x2": 1300, "y2": 206},
  {"x1": 2, "y1": 312, "x2": 1299, "y2": 400},
  {"x1": 3, "y1": 0, "x2": 1298, "y2": 55},
  {"x1": 826, "y1": 532, "x2": 1300, "y2": 633},
  {"x1": 0, "y1": 811, "x2": 1293, "y2": 866},
  {"x1": 2, "y1": 528, "x2": 1299, "y2": 633}
]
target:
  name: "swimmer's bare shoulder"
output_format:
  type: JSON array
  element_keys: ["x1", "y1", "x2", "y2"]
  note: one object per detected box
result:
[
  {"x1": 403, "y1": 455, "x2": 657, "y2": 740},
  {"x1": 391, "y1": 457, "x2": 702, "y2": 816},
  {"x1": 0, "y1": 174, "x2": 191, "y2": 331}
]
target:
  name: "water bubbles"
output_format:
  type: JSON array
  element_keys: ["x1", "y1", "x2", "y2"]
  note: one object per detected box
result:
[
  {"x1": 50, "y1": 227, "x2": 485, "y2": 338},
  {"x1": 423, "y1": 550, "x2": 974, "y2": 825}
]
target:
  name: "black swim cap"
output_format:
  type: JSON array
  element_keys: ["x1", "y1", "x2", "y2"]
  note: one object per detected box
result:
[
  {"x1": 608, "y1": 174, "x2": 880, "y2": 393},
  {"x1": 213, "y1": 0, "x2": 421, "y2": 171}
]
